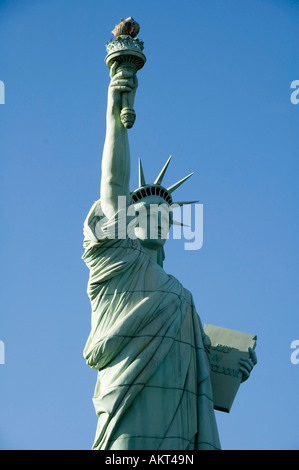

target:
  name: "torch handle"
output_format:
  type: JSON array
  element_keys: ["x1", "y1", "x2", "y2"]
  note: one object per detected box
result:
[{"x1": 117, "y1": 63, "x2": 137, "y2": 129}]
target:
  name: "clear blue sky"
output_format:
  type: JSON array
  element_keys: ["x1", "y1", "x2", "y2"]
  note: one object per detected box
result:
[{"x1": 0, "y1": 0, "x2": 298, "y2": 450}]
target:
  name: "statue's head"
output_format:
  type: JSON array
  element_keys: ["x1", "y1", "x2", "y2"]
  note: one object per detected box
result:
[
  {"x1": 130, "y1": 157, "x2": 197, "y2": 258},
  {"x1": 133, "y1": 196, "x2": 172, "y2": 251}
]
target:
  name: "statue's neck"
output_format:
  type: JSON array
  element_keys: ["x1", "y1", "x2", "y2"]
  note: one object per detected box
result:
[{"x1": 143, "y1": 247, "x2": 164, "y2": 267}]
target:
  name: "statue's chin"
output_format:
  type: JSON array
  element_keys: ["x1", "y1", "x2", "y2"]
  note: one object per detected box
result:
[{"x1": 138, "y1": 237, "x2": 166, "y2": 251}]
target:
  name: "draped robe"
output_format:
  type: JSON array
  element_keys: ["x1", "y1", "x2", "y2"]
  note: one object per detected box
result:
[{"x1": 82, "y1": 200, "x2": 221, "y2": 450}]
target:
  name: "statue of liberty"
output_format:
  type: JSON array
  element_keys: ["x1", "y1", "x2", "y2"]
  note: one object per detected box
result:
[{"x1": 82, "y1": 18, "x2": 256, "y2": 451}]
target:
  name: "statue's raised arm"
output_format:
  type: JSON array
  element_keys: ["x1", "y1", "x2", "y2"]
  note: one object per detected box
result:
[
  {"x1": 101, "y1": 18, "x2": 145, "y2": 219},
  {"x1": 100, "y1": 63, "x2": 137, "y2": 217}
]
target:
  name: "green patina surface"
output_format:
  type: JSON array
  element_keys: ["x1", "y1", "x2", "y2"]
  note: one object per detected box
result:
[{"x1": 82, "y1": 18, "x2": 256, "y2": 451}]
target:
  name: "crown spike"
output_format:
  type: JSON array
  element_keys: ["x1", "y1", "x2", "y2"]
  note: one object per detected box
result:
[
  {"x1": 172, "y1": 219, "x2": 190, "y2": 227},
  {"x1": 171, "y1": 200, "x2": 199, "y2": 207},
  {"x1": 154, "y1": 155, "x2": 172, "y2": 185},
  {"x1": 138, "y1": 157, "x2": 146, "y2": 187},
  {"x1": 167, "y1": 172, "x2": 194, "y2": 194}
]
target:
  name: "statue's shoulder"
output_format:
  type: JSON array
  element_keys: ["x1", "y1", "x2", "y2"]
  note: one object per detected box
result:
[
  {"x1": 183, "y1": 286, "x2": 194, "y2": 307},
  {"x1": 165, "y1": 273, "x2": 194, "y2": 305}
]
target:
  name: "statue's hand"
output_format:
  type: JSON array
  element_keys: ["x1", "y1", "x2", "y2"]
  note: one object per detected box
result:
[
  {"x1": 239, "y1": 347, "x2": 257, "y2": 383},
  {"x1": 108, "y1": 62, "x2": 138, "y2": 113}
]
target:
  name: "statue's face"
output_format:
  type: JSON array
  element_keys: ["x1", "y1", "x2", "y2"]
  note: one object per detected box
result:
[{"x1": 133, "y1": 197, "x2": 171, "y2": 250}]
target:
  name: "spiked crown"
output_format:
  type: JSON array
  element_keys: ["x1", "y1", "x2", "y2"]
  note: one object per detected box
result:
[{"x1": 131, "y1": 156, "x2": 198, "y2": 220}]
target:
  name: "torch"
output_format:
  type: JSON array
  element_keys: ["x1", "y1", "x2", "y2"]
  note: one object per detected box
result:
[{"x1": 105, "y1": 18, "x2": 146, "y2": 129}]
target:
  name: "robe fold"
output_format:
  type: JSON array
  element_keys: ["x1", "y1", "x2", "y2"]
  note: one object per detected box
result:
[{"x1": 82, "y1": 200, "x2": 221, "y2": 450}]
